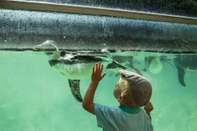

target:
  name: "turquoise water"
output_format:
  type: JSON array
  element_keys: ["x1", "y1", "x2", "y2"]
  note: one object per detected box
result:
[{"x1": 0, "y1": 51, "x2": 197, "y2": 131}]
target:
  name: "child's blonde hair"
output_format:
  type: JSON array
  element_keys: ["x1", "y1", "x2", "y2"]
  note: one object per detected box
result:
[{"x1": 117, "y1": 78, "x2": 138, "y2": 107}]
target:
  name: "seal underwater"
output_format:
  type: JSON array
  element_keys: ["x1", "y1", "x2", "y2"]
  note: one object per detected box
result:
[
  {"x1": 174, "y1": 55, "x2": 197, "y2": 87},
  {"x1": 47, "y1": 51, "x2": 127, "y2": 102},
  {"x1": 36, "y1": 40, "x2": 127, "y2": 102}
]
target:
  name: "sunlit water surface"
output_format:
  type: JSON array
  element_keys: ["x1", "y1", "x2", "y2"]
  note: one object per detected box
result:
[{"x1": 0, "y1": 51, "x2": 197, "y2": 131}]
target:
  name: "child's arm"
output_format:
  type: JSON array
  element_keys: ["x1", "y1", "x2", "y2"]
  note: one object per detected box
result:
[
  {"x1": 82, "y1": 62, "x2": 106, "y2": 115},
  {"x1": 144, "y1": 102, "x2": 154, "y2": 120}
]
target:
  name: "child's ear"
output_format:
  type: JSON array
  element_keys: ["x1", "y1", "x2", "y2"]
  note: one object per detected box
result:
[{"x1": 118, "y1": 95, "x2": 125, "y2": 102}]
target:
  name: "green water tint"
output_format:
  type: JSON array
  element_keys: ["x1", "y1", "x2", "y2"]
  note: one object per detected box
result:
[{"x1": 0, "y1": 50, "x2": 197, "y2": 131}]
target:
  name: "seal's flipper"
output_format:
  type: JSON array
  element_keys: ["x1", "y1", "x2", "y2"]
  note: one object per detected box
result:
[
  {"x1": 106, "y1": 60, "x2": 127, "y2": 70},
  {"x1": 176, "y1": 65, "x2": 186, "y2": 87},
  {"x1": 129, "y1": 61, "x2": 143, "y2": 76},
  {"x1": 133, "y1": 67, "x2": 143, "y2": 76},
  {"x1": 68, "y1": 79, "x2": 83, "y2": 102},
  {"x1": 141, "y1": 68, "x2": 147, "y2": 72}
]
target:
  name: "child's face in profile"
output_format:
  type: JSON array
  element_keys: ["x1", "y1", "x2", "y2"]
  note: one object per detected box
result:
[{"x1": 113, "y1": 77, "x2": 125, "y2": 100}]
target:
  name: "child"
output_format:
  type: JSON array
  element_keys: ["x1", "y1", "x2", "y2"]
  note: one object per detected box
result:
[{"x1": 82, "y1": 62, "x2": 153, "y2": 131}]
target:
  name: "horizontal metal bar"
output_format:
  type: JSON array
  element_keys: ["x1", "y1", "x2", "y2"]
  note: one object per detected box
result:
[{"x1": 0, "y1": 0, "x2": 197, "y2": 25}]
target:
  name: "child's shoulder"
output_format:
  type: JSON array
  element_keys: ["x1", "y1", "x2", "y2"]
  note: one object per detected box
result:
[{"x1": 95, "y1": 104, "x2": 122, "y2": 114}]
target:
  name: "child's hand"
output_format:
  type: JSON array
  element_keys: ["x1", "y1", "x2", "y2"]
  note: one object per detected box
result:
[
  {"x1": 91, "y1": 62, "x2": 106, "y2": 83},
  {"x1": 144, "y1": 102, "x2": 153, "y2": 120},
  {"x1": 144, "y1": 101, "x2": 154, "y2": 113}
]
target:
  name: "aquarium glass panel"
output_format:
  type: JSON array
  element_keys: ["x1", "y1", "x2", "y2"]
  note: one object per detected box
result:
[{"x1": 0, "y1": 50, "x2": 197, "y2": 131}]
